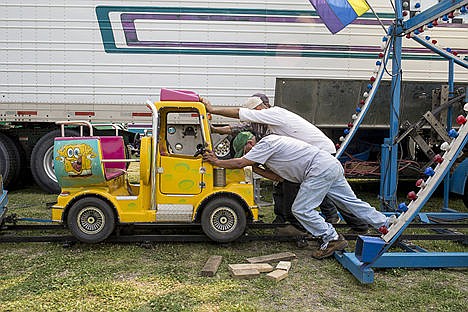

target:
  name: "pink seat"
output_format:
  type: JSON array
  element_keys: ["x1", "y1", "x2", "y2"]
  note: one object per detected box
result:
[
  {"x1": 100, "y1": 136, "x2": 126, "y2": 180},
  {"x1": 160, "y1": 89, "x2": 199, "y2": 101}
]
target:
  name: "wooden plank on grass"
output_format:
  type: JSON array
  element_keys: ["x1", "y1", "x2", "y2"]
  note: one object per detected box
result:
[
  {"x1": 228, "y1": 263, "x2": 274, "y2": 273},
  {"x1": 276, "y1": 261, "x2": 291, "y2": 272},
  {"x1": 266, "y1": 269, "x2": 288, "y2": 281},
  {"x1": 230, "y1": 268, "x2": 260, "y2": 279},
  {"x1": 246, "y1": 252, "x2": 296, "y2": 264},
  {"x1": 201, "y1": 255, "x2": 223, "y2": 277}
]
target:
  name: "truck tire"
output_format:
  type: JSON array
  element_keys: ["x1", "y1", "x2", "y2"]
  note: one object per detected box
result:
[
  {"x1": 67, "y1": 197, "x2": 116, "y2": 243},
  {"x1": 30, "y1": 129, "x2": 79, "y2": 193},
  {"x1": 0, "y1": 133, "x2": 22, "y2": 188},
  {"x1": 201, "y1": 197, "x2": 246, "y2": 243}
]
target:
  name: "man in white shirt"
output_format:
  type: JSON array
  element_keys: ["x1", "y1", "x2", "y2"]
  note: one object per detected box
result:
[
  {"x1": 201, "y1": 96, "x2": 369, "y2": 233},
  {"x1": 202, "y1": 132, "x2": 391, "y2": 259},
  {"x1": 210, "y1": 93, "x2": 270, "y2": 137},
  {"x1": 202, "y1": 96, "x2": 335, "y2": 153}
]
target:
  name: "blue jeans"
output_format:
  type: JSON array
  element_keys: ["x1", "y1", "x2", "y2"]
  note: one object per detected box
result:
[{"x1": 291, "y1": 164, "x2": 387, "y2": 243}]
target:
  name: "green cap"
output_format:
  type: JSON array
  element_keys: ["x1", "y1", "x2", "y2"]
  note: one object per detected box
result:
[{"x1": 233, "y1": 132, "x2": 254, "y2": 158}]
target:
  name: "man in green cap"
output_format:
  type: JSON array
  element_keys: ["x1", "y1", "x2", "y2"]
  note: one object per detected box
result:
[{"x1": 202, "y1": 132, "x2": 392, "y2": 259}]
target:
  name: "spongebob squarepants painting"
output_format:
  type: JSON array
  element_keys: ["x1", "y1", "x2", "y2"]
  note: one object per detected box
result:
[
  {"x1": 56, "y1": 143, "x2": 96, "y2": 176},
  {"x1": 54, "y1": 138, "x2": 106, "y2": 188}
]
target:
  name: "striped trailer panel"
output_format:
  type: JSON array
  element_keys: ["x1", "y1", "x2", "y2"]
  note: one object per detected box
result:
[{"x1": 0, "y1": 0, "x2": 467, "y2": 123}]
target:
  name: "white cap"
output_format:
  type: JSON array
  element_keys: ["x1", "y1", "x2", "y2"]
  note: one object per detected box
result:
[{"x1": 243, "y1": 97, "x2": 263, "y2": 109}]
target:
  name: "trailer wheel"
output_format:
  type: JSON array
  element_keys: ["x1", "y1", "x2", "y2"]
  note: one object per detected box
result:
[
  {"x1": 30, "y1": 129, "x2": 79, "y2": 193},
  {"x1": 201, "y1": 197, "x2": 246, "y2": 243},
  {"x1": 0, "y1": 133, "x2": 22, "y2": 188},
  {"x1": 67, "y1": 197, "x2": 116, "y2": 243}
]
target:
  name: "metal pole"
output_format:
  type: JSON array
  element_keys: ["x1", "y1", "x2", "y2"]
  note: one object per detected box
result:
[
  {"x1": 380, "y1": 1, "x2": 403, "y2": 210},
  {"x1": 443, "y1": 59, "x2": 455, "y2": 210}
]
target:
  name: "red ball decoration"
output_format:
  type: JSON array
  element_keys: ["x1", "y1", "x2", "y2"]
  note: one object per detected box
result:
[
  {"x1": 433, "y1": 20, "x2": 438, "y2": 26},
  {"x1": 433, "y1": 154, "x2": 444, "y2": 163},
  {"x1": 453, "y1": 51, "x2": 458, "y2": 56},
  {"x1": 456, "y1": 115, "x2": 467, "y2": 125},
  {"x1": 407, "y1": 191, "x2": 417, "y2": 200},
  {"x1": 416, "y1": 179, "x2": 425, "y2": 187},
  {"x1": 378, "y1": 226, "x2": 389, "y2": 235},
  {"x1": 418, "y1": 27, "x2": 424, "y2": 33},
  {"x1": 406, "y1": 34, "x2": 411, "y2": 39},
  {"x1": 347, "y1": 122, "x2": 354, "y2": 128},
  {"x1": 359, "y1": 99, "x2": 365, "y2": 105},
  {"x1": 335, "y1": 143, "x2": 341, "y2": 149},
  {"x1": 448, "y1": 12, "x2": 454, "y2": 18},
  {"x1": 379, "y1": 52, "x2": 384, "y2": 58},
  {"x1": 403, "y1": 11, "x2": 408, "y2": 16},
  {"x1": 432, "y1": 39, "x2": 437, "y2": 44},
  {"x1": 370, "y1": 76, "x2": 376, "y2": 82}
]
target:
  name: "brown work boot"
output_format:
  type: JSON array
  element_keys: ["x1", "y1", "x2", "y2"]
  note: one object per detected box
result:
[{"x1": 311, "y1": 234, "x2": 348, "y2": 259}]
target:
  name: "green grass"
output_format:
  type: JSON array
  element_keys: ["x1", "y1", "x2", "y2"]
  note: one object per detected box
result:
[{"x1": 1, "y1": 183, "x2": 467, "y2": 312}]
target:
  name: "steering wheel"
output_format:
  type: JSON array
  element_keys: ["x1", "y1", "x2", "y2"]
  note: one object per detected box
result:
[{"x1": 193, "y1": 143, "x2": 206, "y2": 157}]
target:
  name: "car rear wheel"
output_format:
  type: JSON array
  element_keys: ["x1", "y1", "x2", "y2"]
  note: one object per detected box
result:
[{"x1": 67, "y1": 197, "x2": 115, "y2": 243}]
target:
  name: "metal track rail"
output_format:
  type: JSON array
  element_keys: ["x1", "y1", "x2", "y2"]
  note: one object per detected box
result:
[
  {"x1": 0, "y1": 233, "x2": 465, "y2": 244},
  {"x1": 1, "y1": 222, "x2": 466, "y2": 244}
]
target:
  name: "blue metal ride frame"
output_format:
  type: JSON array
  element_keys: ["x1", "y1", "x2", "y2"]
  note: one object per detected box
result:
[
  {"x1": 338, "y1": 129, "x2": 468, "y2": 283},
  {"x1": 379, "y1": 24, "x2": 402, "y2": 209},
  {"x1": 444, "y1": 60, "x2": 455, "y2": 210},
  {"x1": 337, "y1": 0, "x2": 468, "y2": 284}
]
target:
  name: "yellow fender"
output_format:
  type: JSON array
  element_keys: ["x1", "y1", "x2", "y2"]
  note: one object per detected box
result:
[{"x1": 139, "y1": 137, "x2": 152, "y2": 185}]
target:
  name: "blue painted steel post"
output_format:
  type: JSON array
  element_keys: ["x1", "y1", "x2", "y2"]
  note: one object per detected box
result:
[
  {"x1": 380, "y1": 1, "x2": 403, "y2": 210},
  {"x1": 443, "y1": 59, "x2": 455, "y2": 210}
]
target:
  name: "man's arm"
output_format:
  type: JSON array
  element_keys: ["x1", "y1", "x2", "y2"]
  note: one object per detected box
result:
[
  {"x1": 252, "y1": 166, "x2": 283, "y2": 182},
  {"x1": 203, "y1": 150, "x2": 255, "y2": 169},
  {"x1": 211, "y1": 125, "x2": 232, "y2": 135},
  {"x1": 200, "y1": 97, "x2": 240, "y2": 119}
]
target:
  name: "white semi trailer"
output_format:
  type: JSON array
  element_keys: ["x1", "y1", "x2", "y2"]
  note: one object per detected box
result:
[{"x1": 1, "y1": 0, "x2": 467, "y2": 193}]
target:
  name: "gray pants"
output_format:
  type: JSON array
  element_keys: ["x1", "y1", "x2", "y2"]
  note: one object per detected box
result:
[
  {"x1": 291, "y1": 164, "x2": 387, "y2": 243},
  {"x1": 274, "y1": 180, "x2": 369, "y2": 232}
]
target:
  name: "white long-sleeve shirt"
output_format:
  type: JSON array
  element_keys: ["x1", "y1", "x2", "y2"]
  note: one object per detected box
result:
[{"x1": 239, "y1": 106, "x2": 336, "y2": 154}]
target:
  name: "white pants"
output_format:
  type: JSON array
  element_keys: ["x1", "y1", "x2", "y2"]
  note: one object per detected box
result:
[{"x1": 291, "y1": 164, "x2": 387, "y2": 243}]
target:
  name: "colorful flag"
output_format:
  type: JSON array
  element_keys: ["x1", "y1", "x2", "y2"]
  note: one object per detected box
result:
[{"x1": 309, "y1": 0, "x2": 370, "y2": 34}]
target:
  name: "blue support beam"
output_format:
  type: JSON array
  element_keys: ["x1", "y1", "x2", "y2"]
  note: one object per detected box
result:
[
  {"x1": 403, "y1": 0, "x2": 468, "y2": 34},
  {"x1": 380, "y1": 1, "x2": 403, "y2": 209},
  {"x1": 335, "y1": 252, "x2": 468, "y2": 284},
  {"x1": 334, "y1": 252, "x2": 375, "y2": 284},
  {"x1": 417, "y1": 212, "x2": 468, "y2": 222},
  {"x1": 372, "y1": 252, "x2": 468, "y2": 268},
  {"x1": 444, "y1": 59, "x2": 455, "y2": 210},
  {"x1": 411, "y1": 36, "x2": 468, "y2": 69}
]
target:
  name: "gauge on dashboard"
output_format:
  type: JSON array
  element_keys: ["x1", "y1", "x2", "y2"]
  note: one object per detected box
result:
[{"x1": 167, "y1": 126, "x2": 176, "y2": 135}]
